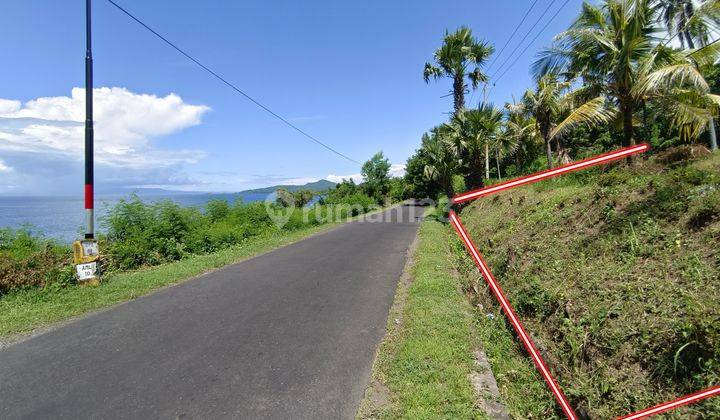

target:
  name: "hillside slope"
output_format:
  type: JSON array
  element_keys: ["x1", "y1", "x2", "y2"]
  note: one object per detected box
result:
[{"x1": 453, "y1": 149, "x2": 720, "y2": 418}]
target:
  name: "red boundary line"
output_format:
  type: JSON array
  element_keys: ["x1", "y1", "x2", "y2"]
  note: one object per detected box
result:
[
  {"x1": 449, "y1": 144, "x2": 719, "y2": 419},
  {"x1": 449, "y1": 212, "x2": 578, "y2": 419},
  {"x1": 618, "y1": 385, "x2": 720, "y2": 419},
  {"x1": 452, "y1": 144, "x2": 649, "y2": 204}
]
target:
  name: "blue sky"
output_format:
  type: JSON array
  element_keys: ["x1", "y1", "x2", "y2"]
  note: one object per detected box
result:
[{"x1": 0, "y1": 0, "x2": 583, "y2": 195}]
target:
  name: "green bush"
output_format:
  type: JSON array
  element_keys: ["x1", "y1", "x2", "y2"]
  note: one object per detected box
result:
[
  {"x1": 0, "y1": 228, "x2": 73, "y2": 294},
  {"x1": 2, "y1": 191, "x2": 380, "y2": 294}
]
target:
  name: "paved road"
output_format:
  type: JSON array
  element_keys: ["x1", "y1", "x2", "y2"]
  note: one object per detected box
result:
[{"x1": 0, "y1": 204, "x2": 424, "y2": 419}]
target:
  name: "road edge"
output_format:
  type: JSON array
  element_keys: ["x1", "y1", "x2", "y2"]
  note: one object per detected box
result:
[
  {"x1": 357, "y1": 213, "x2": 508, "y2": 418},
  {"x1": 0, "y1": 203, "x2": 402, "y2": 348}
]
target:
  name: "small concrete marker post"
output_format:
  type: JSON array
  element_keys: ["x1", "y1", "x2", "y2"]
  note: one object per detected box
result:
[{"x1": 73, "y1": 239, "x2": 100, "y2": 286}]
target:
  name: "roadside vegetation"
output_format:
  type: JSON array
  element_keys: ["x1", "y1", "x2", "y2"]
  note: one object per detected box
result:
[
  {"x1": 452, "y1": 151, "x2": 720, "y2": 418},
  {"x1": 0, "y1": 150, "x2": 407, "y2": 336},
  {"x1": 398, "y1": 0, "x2": 720, "y2": 418},
  {"x1": 407, "y1": 0, "x2": 720, "y2": 204},
  {"x1": 359, "y1": 212, "x2": 487, "y2": 419}
]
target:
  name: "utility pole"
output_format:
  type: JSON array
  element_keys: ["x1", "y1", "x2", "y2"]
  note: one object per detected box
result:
[
  {"x1": 85, "y1": 0, "x2": 94, "y2": 239},
  {"x1": 74, "y1": 0, "x2": 100, "y2": 285}
]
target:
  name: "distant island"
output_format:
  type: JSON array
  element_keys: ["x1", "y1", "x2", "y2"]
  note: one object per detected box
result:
[
  {"x1": 239, "y1": 179, "x2": 336, "y2": 194},
  {"x1": 89, "y1": 179, "x2": 337, "y2": 197}
]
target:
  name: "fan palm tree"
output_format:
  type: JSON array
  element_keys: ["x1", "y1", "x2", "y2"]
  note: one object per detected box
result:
[
  {"x1": 449, "y1": 103, "x2": 504, "y2": 188},
  {"x1": 493, "y1": 124, "x2": 521, "y2": 180},
  {"x1": 422, "y1": 127, "x2": 460, "y2": 199},
  {"x1": 424, "y1": 27, "x2": 494, "y2": 114}
]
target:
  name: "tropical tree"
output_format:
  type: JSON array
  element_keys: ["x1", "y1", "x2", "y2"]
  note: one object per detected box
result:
[
  {"x1": 534, "y1": 0, "x2": 659, "y2": 152},
  {"x1": 361, "y1": 151, "x2": 392, "y2": 204},
  {"x1": 422, "y1": 127, "x2": 460, "y2": 199},
  {"x1": 658, "y1": 0, "x2": 700, "y2": 48},
  {"x1": 653, "y1": 0, "x2": 720, "y2": 57},
  {"x1": 293, "y1": 189, "x2": 315, "y2": 208},
  {"x1": 657, "y1": 0, "x2": 719, "y2": 150},
  {"x1": 275, "y1": 188, "x2": 295, "y2": 207},
  {"x1": 520, "y1": 75, "x2": 575, "y2": 168},
  {"x1": 450, "y1": 104, "x2": 504, "y2": 187},
  {"x1": 535, "y1": 0, "x2": 718, "y2": 157},
  {"x1": 405, "y1": 146, "x2": 442, "y2": 199},
  {"x1": 424, "y1": 27, "x2": 494, "y2": 114},
  {"x1": 493, "y1": 122, "x2": 522, "y2": 179},
  {"x1": 504, "y1": 101, "x2": 544, "y2": 171}
]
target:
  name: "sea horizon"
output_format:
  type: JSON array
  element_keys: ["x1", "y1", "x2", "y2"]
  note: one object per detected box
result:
[{"x1": 0, "y1": 192, "x2": 271, "y2": 244}]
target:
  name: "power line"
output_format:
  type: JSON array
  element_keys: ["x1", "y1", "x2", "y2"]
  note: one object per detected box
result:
[
  {"x1": 486, "y1": 0, "x2": 541, "y2": 73},
  {"x1": 104, "y1": 0, "x2": 360, "y2": 165},
  {"x1": 490, "y1": 0, "x2": 559, "y2": 80},
  {"x1": 493, "y1": 0, "x2": 571, "y2": 85}
]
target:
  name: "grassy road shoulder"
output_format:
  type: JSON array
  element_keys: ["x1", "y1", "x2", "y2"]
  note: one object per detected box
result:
[{"x1": 358, "y1": 213, "x2": 490, "y2": 419}]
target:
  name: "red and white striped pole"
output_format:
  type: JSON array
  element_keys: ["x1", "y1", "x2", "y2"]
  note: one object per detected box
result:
[{"x1": 85, "y1": 0, "x2": 94, "y2": 239}]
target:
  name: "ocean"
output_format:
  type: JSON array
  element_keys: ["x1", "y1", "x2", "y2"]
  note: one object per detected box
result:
[{"x1": 0, "y1": 192, "x2": 270, "y2": 244}]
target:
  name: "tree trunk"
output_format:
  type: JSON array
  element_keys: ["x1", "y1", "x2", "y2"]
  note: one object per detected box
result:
[
  {"x1": 453, "y1": 74, "x2": 465, "y2": 115},
  {"x1": 556, "y1": 136, "x2": 570, "y2": 165},
  {"x1": 464, "y1": 152, "x2": 485, "y2": 191},
  {"x1": 484, "y1": 143, "x2": 490, "y2": 179},
  {"x1": 684, "y1": 31, "x2": 695, "y2": 50},
  {"x1": 545, "y1": 135, "x2": 554, "y2": 169},
  {"x1": 621, "y1": 100, "x2": 635, "y2": 163},
  {"x1": 443, "y1": 177, "x2": 454, "y2": 202},
  {"x1": 710, "y1": 117, "x2": 718, "y2": 151},
  {"x1": 496, "y1": 152, "x2": 501, "y2": 180}
]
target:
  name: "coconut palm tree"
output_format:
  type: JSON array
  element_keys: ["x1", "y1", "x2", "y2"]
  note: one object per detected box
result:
[
  {"x1": 535, "y1": 0, "x2": 719, "y2": 155},
  {"x1": 504, "y1": 101, "x2": 543, "y2": 170},
  {"x1": 656, "y1": 0, "x2": 720, "y2": 49},
  {"x1": 657, "y1": 0, "x2": 719, "y2": 150},
  {"x1": 657, "y1": 0, "x2": 704, "y2": 48},
  {"x1": 424, "y1": 27, "x2": 494, "y2": 114},
  {"x1": 520, "y1": 75, "x2": 574, "y2": 169},
  {"x1": 534, "y1": 0, "x2": 659, "y2": 152},
  {"x1": 632, "y1": 43, "x2": 720, "y2": 140}
]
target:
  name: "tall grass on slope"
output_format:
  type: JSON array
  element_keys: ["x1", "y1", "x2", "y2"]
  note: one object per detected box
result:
[{"x1": 453, "y1": 150, "x2": 720, "y2": 418}]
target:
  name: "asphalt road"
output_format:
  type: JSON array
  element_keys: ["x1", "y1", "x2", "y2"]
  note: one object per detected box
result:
[{"x1": 0, "y1": 204, "x2": 424, "y2": 419}]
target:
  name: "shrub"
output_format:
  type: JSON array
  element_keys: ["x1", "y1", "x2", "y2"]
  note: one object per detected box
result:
[{"x1": 0, "y1": 228, "x2": 73, "y2": 294}]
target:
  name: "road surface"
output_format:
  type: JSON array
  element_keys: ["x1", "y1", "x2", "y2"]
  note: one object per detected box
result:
[{"x1": 0, "y1": 204, "x2": 424, "y2": 419}]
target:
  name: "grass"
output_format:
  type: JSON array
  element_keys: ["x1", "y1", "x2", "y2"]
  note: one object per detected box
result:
[
  {"x1": 358, "y1": 211, "x2": 488, "y2": 419},
  {"x1": 0, "y1": 223, "x2": 336, "y2": 340},
  {"x1": 451, "y1": 150, "x2": 720, "y2": 418}
]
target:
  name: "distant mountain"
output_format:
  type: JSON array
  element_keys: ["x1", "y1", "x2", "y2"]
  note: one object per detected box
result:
[{"x1": 240, "y1": 179, "x2": 336, "y2": 194}]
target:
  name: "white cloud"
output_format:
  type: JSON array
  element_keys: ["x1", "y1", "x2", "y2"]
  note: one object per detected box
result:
[
  {"x1": 389, "y1": 163, "x2": 406, "y2": 178},
  {"x1": 0, "y1": 99, "x2": 20, "y2": 115},
  {"x1": 281, "y1": 177, "x2": 321, "y2": 185},
  {"x1": 0, "y1": 159, "x2": 10, "y2": 172},
  {"x1": 326, "y1": 173, "x2": 363, "y2": 183},
  {"x1": 0, "y1": 87, "x2": 209, "y2": 169},
  {"x1": 325, "y1": 163, "x2": 406, "y2": 184}
]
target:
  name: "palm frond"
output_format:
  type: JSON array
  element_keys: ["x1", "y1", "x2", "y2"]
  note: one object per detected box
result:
[
  {"x1": 634, "y1": 63, "x2": 710, "y2": 98},
  {"x1": 550, "y1": 96, "x2": 615, "y2": 139},
  {"x1": 423, "y1": 63, "x2": 444, "y2": 82}
]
